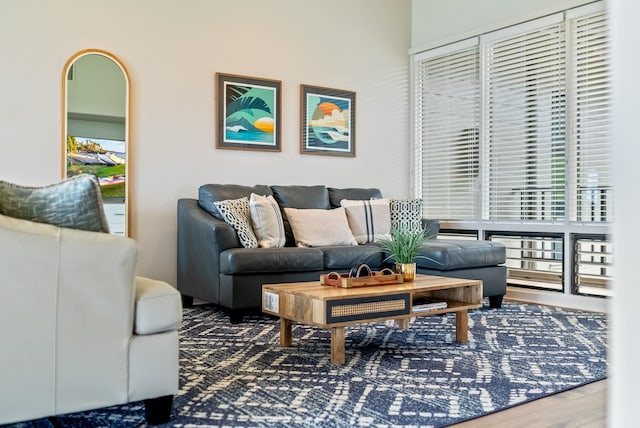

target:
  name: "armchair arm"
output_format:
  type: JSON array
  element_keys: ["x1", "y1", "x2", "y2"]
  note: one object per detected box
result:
[
  {"x1": 177, "y1": 198, "x2": 240, "y2": 304},
  {"x1": 134, "y1": 277, "x2": 182, "y2": 335}
]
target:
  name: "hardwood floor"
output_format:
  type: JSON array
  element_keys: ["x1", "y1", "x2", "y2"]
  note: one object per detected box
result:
[{"x1": 451, "y1": 380, "x2": 607, "y2": 427}]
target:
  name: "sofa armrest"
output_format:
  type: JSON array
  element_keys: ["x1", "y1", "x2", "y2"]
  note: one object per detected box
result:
[
  {"x1": 134, "y1": 277, "x2": 182, "y2": 335},
  {"x1": 422, "y1": 218, "x2": 440, "y2": 237},
  {"x1": 177, "y1": 198, "x2": 240, "y2": 304}
]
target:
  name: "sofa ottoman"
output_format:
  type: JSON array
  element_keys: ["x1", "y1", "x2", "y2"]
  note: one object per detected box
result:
[{"x1": 415, "y1": 239, "x2": 507, "y2": 308}]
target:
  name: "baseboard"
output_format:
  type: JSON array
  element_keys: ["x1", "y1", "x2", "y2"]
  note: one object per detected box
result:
[{"x1": 505, "y1": 286, "x2": 610, "y2": 313}]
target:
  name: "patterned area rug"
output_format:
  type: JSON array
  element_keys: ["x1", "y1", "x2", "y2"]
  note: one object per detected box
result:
[{"x1": 7, "y1": 301, "x2": 607, "y2": 427}]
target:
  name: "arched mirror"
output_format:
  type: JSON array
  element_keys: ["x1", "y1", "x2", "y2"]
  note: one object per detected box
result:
[{"x1": 62, "y1": 49, "x2": 130, "y2": 236}]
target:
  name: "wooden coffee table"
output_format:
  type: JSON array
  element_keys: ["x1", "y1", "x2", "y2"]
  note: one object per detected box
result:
[{"x1": 262, "y1": 274, "x2": 483, "y2": 365}]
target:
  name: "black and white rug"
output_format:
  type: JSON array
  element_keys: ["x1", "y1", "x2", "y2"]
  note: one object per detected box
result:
[{"x1": 7, "y1": 301, "x2": 607, "y2": 427}]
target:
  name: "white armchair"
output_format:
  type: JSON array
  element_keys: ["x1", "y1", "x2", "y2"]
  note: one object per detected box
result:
[{"x1": 0, "y1": 213, "x2": 182, "y2": 425}]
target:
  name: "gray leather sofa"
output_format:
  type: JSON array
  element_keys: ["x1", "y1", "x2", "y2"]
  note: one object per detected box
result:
[{"x1": 177, "y1": 184, "x2": 506, "y2": 323}]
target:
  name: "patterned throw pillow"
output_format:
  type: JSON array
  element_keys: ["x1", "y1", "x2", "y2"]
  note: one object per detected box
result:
[
  {"x1": 0, "y1": 174, "x2": 110, "y2": 233},
  {"x1": 249, "y1": 193, "x2": 286, "y2": 248},
  {"x1": 214, "y1": 197, "x2": 258, "y2": 248},
  {"x1": 390, "y1": 199, "x2": 423, "y2": 232},
  {"x1": 340, "y1": 198, "x2": 392, "y2": 244}
]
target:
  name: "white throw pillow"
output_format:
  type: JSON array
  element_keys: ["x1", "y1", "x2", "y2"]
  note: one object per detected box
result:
[
  {"x1": 283, "y1": 207, "x2": 357, "y2": 247},
  {"x1": 249, "y1": 193, "x2": 285, "y2": 248},
  {"x1": 213, "y1": 197, "x2": 258, "y2": 248},
  {"x1": 340, "y1": 198, "x2": 392, "y2": 244}
]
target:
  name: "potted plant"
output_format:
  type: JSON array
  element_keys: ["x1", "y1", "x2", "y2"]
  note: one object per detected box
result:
[{"x1": 377, "y1": 228, "x2": 435, "y2": 281}]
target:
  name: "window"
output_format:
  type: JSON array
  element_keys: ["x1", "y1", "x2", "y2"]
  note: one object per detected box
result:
[
  {"x1": 572, "y1": 234, "x2": 613, "y2": 297},
  {"x1": 568, "y1": 7, "x2": 613, "y2": 222},
  {"x1": 483, "y1": 15, "x2": 566, "y2": 221},
  {"x1": 488, "y1": 232, "x2": 564, "y2": 291},
  {"x1": 413, "y1": 2, "x2": 611, "y2": 295},
  {"x1": 414, "y1": 39, "x2": 480, "y2": 220}
]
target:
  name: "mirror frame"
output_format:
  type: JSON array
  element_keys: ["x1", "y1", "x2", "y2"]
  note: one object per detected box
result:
[{"x1": 61, "y1": 49, "x2": 131, "y2": 237}]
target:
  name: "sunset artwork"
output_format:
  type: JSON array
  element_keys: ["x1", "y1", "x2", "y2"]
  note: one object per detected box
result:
[
  {"x1": 301, "y1": 85, "x2": 355, "y2": 157},
  {"x1": 217, "y1": 74, "x2": 281, "y2": 152}
]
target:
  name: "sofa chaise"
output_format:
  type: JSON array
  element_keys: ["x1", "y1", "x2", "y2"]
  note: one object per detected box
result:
[{"x1": 177, "y1": 184, "x2": 506, "y2": 323}]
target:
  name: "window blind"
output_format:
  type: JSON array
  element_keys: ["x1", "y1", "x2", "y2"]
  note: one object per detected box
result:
[
  {"x1": 569, "y1": 7, "x2": 612, "y2": 222},
  {"x1": 413, "y1": 3, "x2": 612, "y2": 225},
  {"x1": 414, "y1": 40, "x2": 480, "y2": 220},
  {"x1": 483, "y1": 16, "x2": 566, "y2": 221}
]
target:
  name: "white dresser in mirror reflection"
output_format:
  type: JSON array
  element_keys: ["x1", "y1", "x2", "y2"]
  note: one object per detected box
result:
[{"x1": 103, "y1": 202, "x2": 125, "y2": 235}]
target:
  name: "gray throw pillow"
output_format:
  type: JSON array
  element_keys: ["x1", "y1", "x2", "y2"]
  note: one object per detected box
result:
[{"x1": 0, "y1": 174, "x2": 110, "y2": 233}]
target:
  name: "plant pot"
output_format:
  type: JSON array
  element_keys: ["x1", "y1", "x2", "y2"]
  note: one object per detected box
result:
[{"x1": 395, "y1": 262, "x2": 416, "y2": 282}]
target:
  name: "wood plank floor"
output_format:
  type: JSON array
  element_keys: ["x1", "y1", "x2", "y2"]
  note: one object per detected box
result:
[{"x1": 451, "y1": 379, "x2": 606, "y2": 427}]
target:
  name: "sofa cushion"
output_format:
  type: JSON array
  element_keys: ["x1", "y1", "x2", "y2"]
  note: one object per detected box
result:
[
  {"x1": 271, "y1": 185, "x2": 330, "y2": 209},
  {"x1": 284, "y1": 207, "x2": 357, "y2": 247},
  {"x1": 220, "y1": 247, "x2": 324, "y2": 274},
  {"x1": 415, "y1": 239, "x2": 506, "y2": 271},
  {"x1": 249, "y1": 193, "x2": 286, "y2": 248},
  {"x1": 328, "y1": 187, "x2": 383, "y2": 208},
  {"x1": 321, "y1": 244, "x2": 385, "y2": 270},
  {"x1": 214, "y1": 197, "x2": 258, "y2": 248},
  {"x1": 199, "y1": 184, "x2": 272, "y2": 221},
  {"x1": 0, "y1": 174, "x2": 110, "y2": 233},
  {"x1": 390, "y1": 199, "x2": 423, "y2": 233},
  {"x1": 340, "y1": 198, "x2": 392, "y2": 244}
]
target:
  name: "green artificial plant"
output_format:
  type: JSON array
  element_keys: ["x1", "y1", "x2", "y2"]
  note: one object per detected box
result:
[{"x1": 378, "y1": 228, "x2": 436, "y2": 264}]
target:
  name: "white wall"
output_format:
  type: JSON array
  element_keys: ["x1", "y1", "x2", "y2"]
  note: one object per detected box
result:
[
  {"x1": 412, "y1": 0, "x2": 591, "y2": 52},
  {"x1": 67, "y1": 53, "x2": 126, "y2": 140},
  {"x1": 67, "y1": 54, "x2": 126, "y2": 118},
  {"x1": 610, "y1": 0, "x2": 640, "y2": 424},
  {"x1": 0, "y1": 0, "x2": 412, "y2": 283}
]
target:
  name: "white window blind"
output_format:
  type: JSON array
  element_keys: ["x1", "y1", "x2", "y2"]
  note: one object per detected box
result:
[
  {"x1": 483, "y1": 15, "x2": 566, "y2": 221},
  {"x1": 569, "y1": 6, "x2": 612, "y2": 222},
  {"x1": 414, "y1": 39, "x2": 480, "y2": 220},
  {"x1": 413, "y1": 3, "x2": 612, "y2": 225}
]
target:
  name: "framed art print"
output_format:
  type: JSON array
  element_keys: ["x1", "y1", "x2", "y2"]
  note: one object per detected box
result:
[
  {"x1": 216, "y1": 73, "x2": 281, "y2": 152},
  {"x1": 300, "y1": 85, "x2": 355, "y2": 157}
]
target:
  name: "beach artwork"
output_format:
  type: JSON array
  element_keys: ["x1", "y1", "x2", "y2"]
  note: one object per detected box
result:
[
  {"x1": 301, "y1": 85, "x2": 355, "y2": 157},
  {"x1": 216, "y1": 73, "x2": 281, "y2": 152}
]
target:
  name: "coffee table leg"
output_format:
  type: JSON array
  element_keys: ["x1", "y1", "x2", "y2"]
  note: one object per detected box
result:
[
  {"x1": 280, "y1": 318, "x2": 292, "y2": 347},
  {"x1": 331, "y1": 327, "x2": 345, "y2": 365},
  {"x1": 397, "y1": 318, "x2": 410, "y2": 330},
  {"x1": 455, "y1": 310, "x2": 468, "y2": 343}
]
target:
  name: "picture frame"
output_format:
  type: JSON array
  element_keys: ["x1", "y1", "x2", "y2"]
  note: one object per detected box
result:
[
  {"x1": 300, "y1": 85, "x2": 356, "y2": 157},
  {"x1": 216, "y1": 73, "x2": 281, "y2": 152}
]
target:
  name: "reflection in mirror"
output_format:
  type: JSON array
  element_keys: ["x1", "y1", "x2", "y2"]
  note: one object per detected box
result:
[{"x1": 62, "y1": 50, "x2": 130, "y2": 236}]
